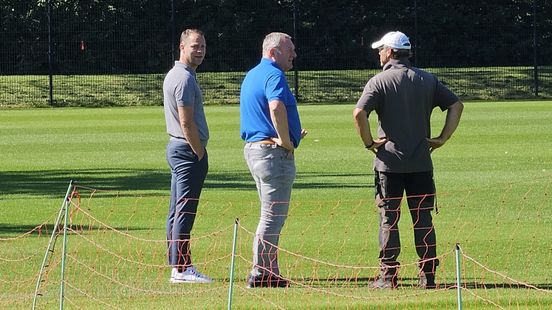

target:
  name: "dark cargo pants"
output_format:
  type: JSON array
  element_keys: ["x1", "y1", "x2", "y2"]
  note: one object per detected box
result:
[{"x1": 374, "y1": 170, "x2": 439, "y2": 278}]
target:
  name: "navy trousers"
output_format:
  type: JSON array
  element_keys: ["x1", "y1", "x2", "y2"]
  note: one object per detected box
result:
[{"x1": 166, "y1": 139, "x2": 208, "y2": 269}]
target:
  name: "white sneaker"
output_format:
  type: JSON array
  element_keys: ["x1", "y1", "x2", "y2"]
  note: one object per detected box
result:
[{"x1": 170, "y1": 266, "x2": 213, "y2": 284}]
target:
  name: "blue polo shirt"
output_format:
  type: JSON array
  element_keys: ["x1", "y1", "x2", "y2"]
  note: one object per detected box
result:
[{"x1": 240, "y1": 58, "x2": 302, "y2": 148}]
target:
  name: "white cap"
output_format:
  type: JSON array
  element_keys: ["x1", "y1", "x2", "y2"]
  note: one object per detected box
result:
[{"x1": 371, "y1": 31, "x2": 411, "y2": 50}]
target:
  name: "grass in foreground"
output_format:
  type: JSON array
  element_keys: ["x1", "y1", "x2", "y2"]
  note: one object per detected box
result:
[{"x1": 1, "y1": 101, "x2": 551, "y2": 309}]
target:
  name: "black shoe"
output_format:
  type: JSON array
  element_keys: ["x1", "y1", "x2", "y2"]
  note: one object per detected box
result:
[
  {"x1": 419, "y1": 273, "x2": 436, "y2": 289},
  {"x1": 246, "y1": 274, "x2": 290, "y2": 288},
  {"x1": 418, "y1": 259, "x2": 439, "y2": 289},
  {"x1": 369, "y1": 276, "x2": 398, "y2": 289}
]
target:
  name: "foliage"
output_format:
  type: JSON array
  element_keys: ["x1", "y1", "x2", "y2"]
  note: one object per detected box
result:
[{"x1": 1, "y1": 1, "x2": 551, "y2": 74}]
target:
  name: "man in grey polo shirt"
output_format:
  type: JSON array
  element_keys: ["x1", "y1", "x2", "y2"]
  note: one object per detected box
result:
[
  {"x1": 163, "y1": 28, "x2": 212, "y2": 284},
  {"x1": 353, "y1": 31, "x2": 463, "y2": 289}
]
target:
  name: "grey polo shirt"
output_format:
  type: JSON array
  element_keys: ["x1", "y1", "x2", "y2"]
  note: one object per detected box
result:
[
  {"x1": 356, "y1": 58, "x2": 458, "y2": 173},
  {"x1": 163, "y1": 61, "x2": 209, "y2": 146}
]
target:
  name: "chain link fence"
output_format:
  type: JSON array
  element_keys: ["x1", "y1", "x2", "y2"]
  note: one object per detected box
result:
[{"x1": 1, "y1": 0, "x2": 550, "y2": 107}]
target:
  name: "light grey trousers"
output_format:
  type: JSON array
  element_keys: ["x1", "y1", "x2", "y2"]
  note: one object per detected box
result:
[{"x1": 244, "y1": 143, "x2": 296, "y2": 277}]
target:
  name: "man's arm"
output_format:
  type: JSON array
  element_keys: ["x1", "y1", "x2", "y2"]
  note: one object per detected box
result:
[
  {"x1": 353, "y1": 107, "x2": 387, "y2": 152},
  {"x1": 269, "y1": 99, "x2": 294, "y2": 151},
  {"x1": 427, "y1": 100, "x2": 464, "y2": 152},
  {"x1": 178, "y1": 105, "x2": 205, "y2": 159}
]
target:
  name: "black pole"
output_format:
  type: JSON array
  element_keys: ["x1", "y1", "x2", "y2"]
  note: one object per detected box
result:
[
  {"x1": 47, "y1": 0, "x2": 53, "y2": 106},
  {"x1": 293, "y1": 0, "x2": 299, "y2": 101},
  {"x1": 170, "y1": 0, "x2": 176, "y2": 64},
  {"x1": 413, "y1": 0, "x2": 418, "y2": 66},
  {"x1": 532, "y1": 0, "x2": 538, "y2": 97}
]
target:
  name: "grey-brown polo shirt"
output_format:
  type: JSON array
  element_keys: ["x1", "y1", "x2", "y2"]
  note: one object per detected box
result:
[{"x1": 356, "y1": 58, "x2": 458, "y2": 173}]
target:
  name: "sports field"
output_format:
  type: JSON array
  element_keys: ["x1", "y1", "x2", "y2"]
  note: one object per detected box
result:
[{"x1": 1, "y1": 101, "x2": 551, "y2": 309}]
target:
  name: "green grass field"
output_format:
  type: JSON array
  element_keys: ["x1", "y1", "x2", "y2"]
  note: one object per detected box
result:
[{"x1": 1, "y1": 102, "x2": 551, "y2": 309}]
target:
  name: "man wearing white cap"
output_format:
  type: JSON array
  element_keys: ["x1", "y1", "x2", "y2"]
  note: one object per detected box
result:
[{"x1": 353, "y1": 31, "x2": 463, "y2": 289}]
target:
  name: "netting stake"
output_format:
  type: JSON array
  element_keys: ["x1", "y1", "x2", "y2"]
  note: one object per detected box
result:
[
  {"x1": 455, "y1": 243, "x2": 463, "y2": 310},
  {"x1": 32, "y1": 180, "x2": 74, "y2": 310},
  {"x1": 227, "y1": 218, "x2": 239, "y2": 310},
  {"x1": 58, "y1": 180, "x2": 73, "y2": 310}
]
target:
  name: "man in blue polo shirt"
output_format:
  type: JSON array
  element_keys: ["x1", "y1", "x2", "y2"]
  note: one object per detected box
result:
[{"x1": 240, "y1": 32, "x2": 307, "y2": 288}]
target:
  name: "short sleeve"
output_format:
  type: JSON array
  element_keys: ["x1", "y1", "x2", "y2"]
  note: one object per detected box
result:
[
  {"x1": 434, "y1": 79, "x2": 459, "y2": 111},
  {"x1": 355, "y1": 78, "x2": 382, "y2": 112},
  {"x1": 175, "y1": 76, "x2": 196, "y2": 107},
  {"x1": 265, "y1": 72, "x2": 286, "y2": 103}
]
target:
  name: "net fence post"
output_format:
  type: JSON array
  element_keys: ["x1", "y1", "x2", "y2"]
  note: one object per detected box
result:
[
  {"x1": 58, "y1": 180, "x2": 74, "y2": 310},
  {"x1": 227, "y1": 218, "x2": 240, "y2": 310},
  {"x1": 170, "y1": 0, "x2": 176, "y2": 65},
  {"x1": 413, "y1": 0, "x2": 418, "y2": 66},
  {"x1": 455, "y1": 243, "x2": 463, "y2": 310},
  {"x1": 532, "y1": 0, "x2": 539, "y2": 97},
  {"x1": 47, "y1": 0, "x2": 54, "y2": 106},
  {"x1": 292, "y1": 0, "x2": 299, "y2": 101},
  {"x1": 32, "y1": 180, "x2": 74, "y2": 310}
]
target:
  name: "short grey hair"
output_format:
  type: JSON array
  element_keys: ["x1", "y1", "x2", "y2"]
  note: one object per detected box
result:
[{"x1": 262, "y1": 32, "x2": 291, "y2": 54}]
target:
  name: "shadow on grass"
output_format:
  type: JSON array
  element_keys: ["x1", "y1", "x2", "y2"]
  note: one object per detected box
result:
[
  {"x1": 0, "y1": 169, "x2": 372, "y2": 198},
  {"x1": 0, "y1": 169, "x2": 169, "y2": 198},
  {"x1": 278, "y1": 277, "x2": 552, "y2": 290},
  {"x1": 441, "y1": 281, "x2": 552, "y2": 290},
  {"x1": 0, "y1": 223, "x2": 150, "y2": 237}
]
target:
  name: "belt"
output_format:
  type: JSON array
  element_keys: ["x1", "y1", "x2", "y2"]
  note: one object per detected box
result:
[{"x1": 251, "y1": 139, "x2": 276, "y2": 145}]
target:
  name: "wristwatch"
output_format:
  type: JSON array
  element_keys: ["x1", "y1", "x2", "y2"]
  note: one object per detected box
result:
[{"x1": 365, "y1": 141, "x2": 375, "y2": 149}]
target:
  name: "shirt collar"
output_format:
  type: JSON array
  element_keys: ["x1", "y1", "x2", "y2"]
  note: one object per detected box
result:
[
  {"x1": 174, "y1": 61, "x2": 196, "y2": 76},
  {"x1": 382, "y1": 58, "x2": 412, "y2": 71},
  {"x1": 261, "y1": 57, "x2": 283, "y2": 71}
]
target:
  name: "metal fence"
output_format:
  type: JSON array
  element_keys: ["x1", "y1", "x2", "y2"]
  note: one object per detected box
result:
[{"x1": 1, "y1": 0, "x2": 550, "y2": 107}]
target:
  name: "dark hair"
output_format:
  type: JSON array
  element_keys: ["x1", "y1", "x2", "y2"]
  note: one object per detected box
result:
[{"x1": 390, "y1": 48, "x2": 412, "y2": 59}]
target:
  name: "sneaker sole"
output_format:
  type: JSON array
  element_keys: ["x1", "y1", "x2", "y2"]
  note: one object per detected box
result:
[
  {"x1": 170, "y1": 278, "x2": 213, "y2": 284},
  {"x1": 246, "y1": 282, "x2": 290, "y2": 288}
]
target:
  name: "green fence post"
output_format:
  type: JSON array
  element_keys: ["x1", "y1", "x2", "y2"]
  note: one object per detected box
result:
[
  {"x1": 227, "y1": 218, "x2": 239, "y2": 310},
  {"x1": 32, "y1": 181, "x2": 74, "y2": 310},
  {"x1": 455, "y1": 243, "x2": 463, "y2": 310},
  {"x1": 58, "y1": 181, "x2": 73, "y2": 310}
]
